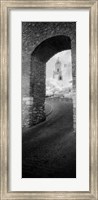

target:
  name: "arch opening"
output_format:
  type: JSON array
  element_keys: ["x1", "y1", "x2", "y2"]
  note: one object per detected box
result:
[
  {"x1": 29, "y1": 35, "x2": 73, "y2": 126},
  {"x1": 45, "y1": 50, "x2": 73, "y2": 122},
  {"x1": 46, "y1": 50, "x2": 72, "y2": 98}
]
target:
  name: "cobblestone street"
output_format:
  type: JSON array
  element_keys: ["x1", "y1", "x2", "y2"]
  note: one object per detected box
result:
[{"x1": 22, "y1": 98, "x2": 76, "y2": 178}]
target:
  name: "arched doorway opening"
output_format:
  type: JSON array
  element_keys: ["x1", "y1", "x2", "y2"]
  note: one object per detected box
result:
[
  {"x1": 45, "y1": 50, "x2": 72, "y2": 120},
  {"x1": 46, "y1": 50, "x2": 72, "y2": 98},
  {"x1": 29, "y1": 35, "x2": 75, "y2": 127}
]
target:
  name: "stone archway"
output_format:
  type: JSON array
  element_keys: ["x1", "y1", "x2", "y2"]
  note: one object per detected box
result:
[{"x1": 28, "y1": 35, "x2": 75, "y2": 127}]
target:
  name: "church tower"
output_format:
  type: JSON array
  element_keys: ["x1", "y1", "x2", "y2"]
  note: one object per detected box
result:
[{"x1": 53, "y1": 58, "x2": 63, "y2": 80}]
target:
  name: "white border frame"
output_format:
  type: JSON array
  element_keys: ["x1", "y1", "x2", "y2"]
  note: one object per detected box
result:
[{"x1": 9, "y1": 9, "x2": 89, "y2": 191}]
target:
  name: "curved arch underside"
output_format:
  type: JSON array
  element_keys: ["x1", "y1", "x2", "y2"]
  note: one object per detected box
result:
[
  {"x1": 30, "y1": 35, "x2": 74, "y2": 126},
  {"x1": 32, "y1": 35, "x2": 71, "y2": 62}
]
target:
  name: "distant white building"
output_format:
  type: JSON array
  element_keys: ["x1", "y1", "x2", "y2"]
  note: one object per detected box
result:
[
  {"x1": 46, "y1": 51, "x2": 73, "y2": 97},
  {"x1": 53, "y1": 58, "x2": 63, "y2": 81}
]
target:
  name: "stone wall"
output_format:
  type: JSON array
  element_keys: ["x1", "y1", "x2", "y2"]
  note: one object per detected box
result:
[
  {"x1": 22, "y1": 22, "x2": 76, "y2": 128},
  {"x1": 30, "y1": 56, "x2": 46, "y2": 126}
]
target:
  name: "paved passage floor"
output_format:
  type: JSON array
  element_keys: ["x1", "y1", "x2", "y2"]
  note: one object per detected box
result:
[{"x1": 22, "y1": 98, "x2": 76, "y2": 178}]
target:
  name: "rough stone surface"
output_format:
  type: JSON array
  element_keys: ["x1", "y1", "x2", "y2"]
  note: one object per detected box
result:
[{"x1": 22, "y1": 22, "x2": 76, "y2": 128}]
